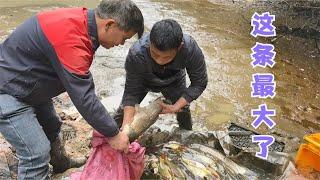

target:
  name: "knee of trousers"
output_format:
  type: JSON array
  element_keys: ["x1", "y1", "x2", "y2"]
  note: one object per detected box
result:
[{"x1": 19, "y1": 139, "x2": 51, "y2": 167}]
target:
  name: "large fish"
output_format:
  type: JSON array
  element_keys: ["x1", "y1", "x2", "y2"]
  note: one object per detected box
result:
[
  {"x1": 189, "y1": 143, "x2": 258, "y2": 180},
  {"x1": 123, "y1": 98, "x2": 163, "y2": 142}
]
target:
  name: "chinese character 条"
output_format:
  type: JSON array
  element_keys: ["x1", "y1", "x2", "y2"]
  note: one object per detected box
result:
[
  {"x1": 251, "y1": 12, "x2": 276, "y2": 37},
  {"x1": 251, "y1": 73, "x2": 276, "y2": 98},
  {"x1": 252, "y1": 135, "x2": 275, "y2": 160},
  {"x1": 251, "y1": 104, "x2": 276, "y2": 129},
  {"x1": 251, "y1": 42, "x2": 276, "y2": 68}
]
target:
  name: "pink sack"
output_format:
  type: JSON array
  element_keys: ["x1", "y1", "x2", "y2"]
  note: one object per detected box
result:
[{"x1": 70, "y1": 131, "x2": 145, "y2": 180}]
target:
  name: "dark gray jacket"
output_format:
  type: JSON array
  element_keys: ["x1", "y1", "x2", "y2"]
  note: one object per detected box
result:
[{"x1": 123, "y1": 33, "x2": 208, "y2": 106}]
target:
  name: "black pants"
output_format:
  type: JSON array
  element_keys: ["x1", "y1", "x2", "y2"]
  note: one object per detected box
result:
[{"x1": 114, "y1": 77, "x2": 192, "y2": 130}]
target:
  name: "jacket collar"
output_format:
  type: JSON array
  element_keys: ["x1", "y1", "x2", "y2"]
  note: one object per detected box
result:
[{"x1": 87, "y1": 9, "x2": 100, "y2": 52}]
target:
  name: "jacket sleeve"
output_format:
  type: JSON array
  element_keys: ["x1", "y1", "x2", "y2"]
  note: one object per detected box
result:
[
  {"x1": 183, "y1": 38, "x2": 208, "y2": 103},
  {"x1": 43, "y1": 43, "x2": 119, "y2": 137},
  {"x1": 122, "y1": 51, "x2": 148, "y2": 107}
]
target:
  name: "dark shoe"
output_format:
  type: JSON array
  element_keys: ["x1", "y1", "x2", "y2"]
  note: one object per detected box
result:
[
  {"x1": 177, "y1": 107, "x2": 192, "y2": 130},
  {"x1": 50, "y1": 136, "x2": 86, "y2": 173}
]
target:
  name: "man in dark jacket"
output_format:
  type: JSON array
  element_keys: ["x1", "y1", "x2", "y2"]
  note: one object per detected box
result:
[
  {"x1": 0, "y1": 0, "x2": 144, "y2": 178},
  {"x1": 114, "y1": 19, "x2": 208, "y2": 130}
]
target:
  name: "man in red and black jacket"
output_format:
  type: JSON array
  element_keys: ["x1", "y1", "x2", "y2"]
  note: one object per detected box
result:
[{"x1": 0, "y1": 0, "x2": 144, "y2": 178}]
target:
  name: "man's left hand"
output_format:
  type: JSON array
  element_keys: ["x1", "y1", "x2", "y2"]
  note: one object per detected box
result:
[{"x1": 159, "y1": 101, "x2": 181, "y2": 114}]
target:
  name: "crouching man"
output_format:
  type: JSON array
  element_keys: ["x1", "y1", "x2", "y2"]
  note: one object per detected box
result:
[{"x1": 114, "y1": 19, "x2": 208, "y2": 130}]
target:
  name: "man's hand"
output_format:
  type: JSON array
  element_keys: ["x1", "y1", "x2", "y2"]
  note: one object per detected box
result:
[
  {"x1": 108, "y1": 131, "x2": 129, "y2": 153},
  {"x1": 159, "y1": 101, "x2": 181, "y2": 114},
  {"x1": 159, "y1": 97, "x2": 189, "y2": 114}
]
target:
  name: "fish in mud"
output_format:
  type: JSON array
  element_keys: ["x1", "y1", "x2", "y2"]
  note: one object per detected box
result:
[
  {"x1": 158, "y1": 154, "x2": 173, "y2": 180},
  {"x1": 161, "y1": 153, "x2": 186, "y2": 179},
  {"x1": 147, "y1": 141, "x2": 257, "y2": 180},
  {"x1": 123, "y1": 98, "x2": 163, "y2": 142},
  {"x1": 189, "y1": 143, "x2": 258, "y2": 180},
  {"x1": 182, "y1": 155, "x2": 219, "y2": 179},
  {"x1": 165, "y1": 141, "x2": 220, "y2": 179}
]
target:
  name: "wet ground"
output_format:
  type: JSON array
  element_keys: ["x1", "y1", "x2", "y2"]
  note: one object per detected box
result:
[{"x1": 0, "y1": 0, "x2": 319, "y2": 173}]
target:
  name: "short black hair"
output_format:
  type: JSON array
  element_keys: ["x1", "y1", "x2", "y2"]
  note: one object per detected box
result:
[
  {"x1": 96, "y1": 0, "x2": 144, "y2": 38},
  {"x1": 150, "y1": 19, "x2": 183, "y2": 51}
]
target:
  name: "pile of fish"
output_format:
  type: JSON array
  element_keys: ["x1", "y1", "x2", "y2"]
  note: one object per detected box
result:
[
  {"x1": 137, "y1": 125, "x2": 293, "y2": 180},
  {"x1": 144, "y1": 141, "x2": 258, "y2": 180}
]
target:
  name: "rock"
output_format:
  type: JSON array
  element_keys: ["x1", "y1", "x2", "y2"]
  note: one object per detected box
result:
[
  {"x1": 0, "y1": 135, "x2": 18, "y2": 180},
  {"x1": 0, "y1": 151, "x2": 11, "y2": 179},
  {"x1": 60, "y1": 120, "x2": 92, "y2": 159}
]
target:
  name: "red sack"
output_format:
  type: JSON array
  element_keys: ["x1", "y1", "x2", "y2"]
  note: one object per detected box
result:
[{"x1": 70, "y1": 131, "x2": 145, "y2": 180}]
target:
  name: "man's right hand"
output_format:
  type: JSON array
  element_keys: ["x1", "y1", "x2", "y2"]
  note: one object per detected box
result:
[{"x1": 108, "y1": 131, "x2": 129, "y2": 153}]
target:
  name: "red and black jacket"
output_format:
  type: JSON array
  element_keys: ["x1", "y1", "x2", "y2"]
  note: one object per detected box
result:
[{"x1": 0, "y1": 8, "x2": 119, "y2": 137}]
